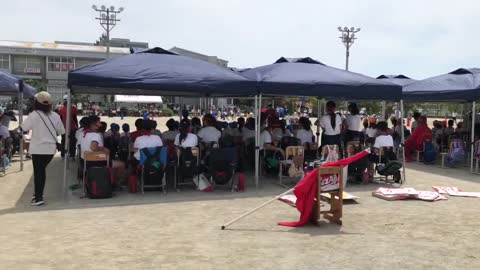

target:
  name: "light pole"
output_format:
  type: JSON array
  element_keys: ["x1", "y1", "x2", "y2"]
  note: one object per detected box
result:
[
  {"x1": 338, "y1": 26, "x2": 360, "y2": 71},
  {"x1": 92, "y1": 5, "x2": 124, "y2": 58}
]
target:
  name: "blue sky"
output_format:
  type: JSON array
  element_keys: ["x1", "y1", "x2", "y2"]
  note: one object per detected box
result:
[{"x1": 4, "y1": 0, "x2": 480, "y2": 79}]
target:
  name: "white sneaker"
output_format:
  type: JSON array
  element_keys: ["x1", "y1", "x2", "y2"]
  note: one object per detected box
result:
[{"x1": 31, "y1": 199, "x2": 44, "y2": 206}]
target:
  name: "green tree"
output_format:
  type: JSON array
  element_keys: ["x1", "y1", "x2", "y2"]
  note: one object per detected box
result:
[{"x1": 24, "y1": 79, "x2": 45, "y2": 92}]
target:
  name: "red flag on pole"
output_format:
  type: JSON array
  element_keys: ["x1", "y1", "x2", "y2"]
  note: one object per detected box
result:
[{"x1": 278, "y1": 150, "x2": 369, "y2": 227}]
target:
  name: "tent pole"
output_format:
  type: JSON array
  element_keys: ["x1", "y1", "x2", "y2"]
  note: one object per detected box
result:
[
  {"x1": 18, "y1": 86, "x2": 24, "y2": 171},
  {"x1": 400, "y1": 100, "x2": 406, "y2": 183},
  {"x1": 179, "y1": 97, "x2": 183, "y2": 120},
  {"x1": 254, "y1": 95, "x2": 259, "y2": 187},
  {"x1": 258, "y1": 94, "x2": 263, "y2": 187},
  {"x1": 316, "y1": 98, "x2": 321, "y2": 144},
  {"x1": 470, "y1": 101, "x2": 476, "y2": 173},
  {"x1": 63, "y1": 88, "x2": 72, "y2": 197}
]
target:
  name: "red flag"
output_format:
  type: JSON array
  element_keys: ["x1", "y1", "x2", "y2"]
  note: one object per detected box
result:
[
  {"x1": 278, "y1": 150, "x2": 369, "y2": 227},
  {"x1": 322, "y1": 150, "x2": 369, "y2": 167},
  {"x1": 278, "y1": 168, "x2": 318, "y2": 227}
]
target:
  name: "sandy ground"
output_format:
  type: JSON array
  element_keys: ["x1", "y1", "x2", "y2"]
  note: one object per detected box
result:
[{"x1": 0, "y1": 116, "x2": 478, "y2": 269}]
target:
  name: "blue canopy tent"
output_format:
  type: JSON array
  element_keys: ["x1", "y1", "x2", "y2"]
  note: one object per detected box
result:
[
  {"x1": 242, "y1": 57, "x2": 402, "y2": 100},
  {"x1": 404, "y1": 68, "x2": 480, "y2": 173},
  {"x1": 0, "y1": 70, "x2": 36, "y2": 98},
  {"x1": 403, "y1": 68, "x2": 480, "y2": 101},
  {"x1": 68, "y1": 47, "x2": 257, "y2": 97},
  {"x1": 242, "y1": 57, "x2": 405, "y2": 184},
  {"x1": 377, "y1": 74, "x2": 416, "y2": 86},
  {"x1": 65, "y1": 47, "x2": 258, "y2": 191},
  {"x1": 0, "y1": 71, "x2": 37, "y2": 171}
]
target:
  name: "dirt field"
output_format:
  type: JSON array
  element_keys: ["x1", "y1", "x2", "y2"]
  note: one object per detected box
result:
[{"x1": 0, "y1": 116, "x2": 478, "y2": 270}]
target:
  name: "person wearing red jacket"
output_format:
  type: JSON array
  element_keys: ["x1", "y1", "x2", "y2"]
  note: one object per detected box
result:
[
  {"x1": 404, "y1": 116, "x2": 432, "y2": 162},
  {"x1": 59, "y1": 95, "x2": 78, "y2": 158}
]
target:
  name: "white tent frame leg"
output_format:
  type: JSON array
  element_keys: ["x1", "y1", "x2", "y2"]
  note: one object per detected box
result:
[
  {"x1": 63, "y1": 89, "x2": 72, "y2": 197},
  {"x1": 400, "y1": 100, "x2": 407, "y2": 183},
  {"x1": 470, "y1": 101, "x2": 476, "y2": 173},
  {"x1": 254, "y1": 94, "x2": 262, "y2": 188},
  {"x1": 18, "y1": 90, "x2": 24, "y2": 171}
]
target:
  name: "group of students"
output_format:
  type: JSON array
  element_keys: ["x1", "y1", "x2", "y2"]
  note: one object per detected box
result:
[{"x1": 23, "y1": 91, "x2": 475, "y2": 205}]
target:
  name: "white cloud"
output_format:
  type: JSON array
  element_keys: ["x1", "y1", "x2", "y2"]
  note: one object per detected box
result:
[{"x1": 2, "y1": 0, "x2": 480, "y2": 79}]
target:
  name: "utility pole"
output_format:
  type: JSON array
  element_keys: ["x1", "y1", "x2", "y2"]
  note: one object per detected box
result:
[
  {"x1": 338, "y1": 26, "x2": 360, "y2": 71},
  {"x1": 92, "y1": 5, "x2": 124, "y2": 58}
]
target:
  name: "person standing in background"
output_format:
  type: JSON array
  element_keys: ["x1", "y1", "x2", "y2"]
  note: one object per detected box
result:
[
  {"x1": 452, "y1": 111, "x2": 457, "y2": 124},
  {"x1": 410, "y1": 111, "x2": 421, "y2": 132},
  {"x1": 59, "y1": 95, "x2": 78, "y2": 158},
  {"x1": 319, "y1": 101, "x2": 342, "y2": 152},
  {"x1": 0, "y1": 108, "x2": 10, "y2": 139},
  {"x1": 21, "y1": 92, "x2": 65, "y2": 206}
]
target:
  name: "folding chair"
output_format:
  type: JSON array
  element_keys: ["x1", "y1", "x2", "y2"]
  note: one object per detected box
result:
[
  {"x1": 345, "y1": 141, "x2": 361, "y2": 157},
  {"x1": 83, "y1": 151, "x2": 110, "y2": 196},
  {"x1": 138, "y1": 146, "x2": 167, "y2": 194},
  {"x1": 311, "y1": 166, "x2": 344, "y2": 225},
  {"x1": 174, "y1": 146, "x2": 200, "y2": 189},
  {"x1": 208, "y1": 147, "x2": 238, "y2": 191},
  {"x1": 278, "y1": 146, "x2": 304, "y2": 186}
]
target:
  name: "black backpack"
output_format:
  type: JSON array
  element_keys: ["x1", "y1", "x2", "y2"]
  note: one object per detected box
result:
[
  {"x1": 142, "y1": 148, "x2": 164, "y2": 186},
  {"x1": 178, "y1": 147, "x2": 197, "y2": 180},
  {"x1": 376, "y1": 161, "x2": 403, "y2": 183},
  {"x1": 118, "y1": 135, "x2": 130, "y2": 153},
  {"x1": 280, "y1": 136, "x2": 301, "y2": 149},
  {"x1": 86, "y1": 167, "x2": 113, "y2": 199},
  {"x1": 209, "y1": 148, "x2": 233, "y2": 185},
  {"x1": 118, "y1": 135, "x2": 130, "y2": 162}
]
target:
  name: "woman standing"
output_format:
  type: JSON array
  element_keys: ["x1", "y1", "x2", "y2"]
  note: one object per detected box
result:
[
  {"x1": 345, "y1": 103, "x2": 363, "y2": 143},
  {"x1": 21, "y1": 92, "x2": 65, "y2": 206},
  {"x1": 319, "y1": 101, "x2": 342, "y2": 150}
]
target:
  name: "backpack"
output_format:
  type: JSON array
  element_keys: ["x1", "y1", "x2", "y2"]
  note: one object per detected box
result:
[
  {"x1": 446, "y1": 139, "x2": 465, "y2": 166},
  {"x1": 325, "y1": 145, "x2": 339, "y2": 162},
  {"x1": 280, "y1": 136, "x2": 301, "y2": 149},
  {"x1": 118, "y1": 135, "x2": 130, "y2": 162},
  {"x1": 178, "y1": 147, "x2": 197, "y2": 180},
  {"x1": 264, "y1": 150, "x2": 282, "y2": 175},
  {"x1": 423, "y1": 141, "x2": 437, "y2": 163},
  {"x1": 209, "y1": 148, "x2": 234, "y2": 185},
  {"x1": 141, "y1": 148, "x2": 164, "y2": 186},
  {"x1": 86, "y1": 167, "x2": 113, "y2": 199},
  {"x1": 118, "y1": 135, "x2": 130, "y2": 152},
  {"x1": 376, "y1": 161, "x2": 403, "y2": 183}
]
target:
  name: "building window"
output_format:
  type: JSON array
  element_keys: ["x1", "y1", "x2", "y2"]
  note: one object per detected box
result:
[
  {"x1": 0, "y1": 54, "x2": 10, "y2": 70},
  {"x1": 47, "y1": 85, "x2": 68, "y2": 102},
  {"x1": 47, "y1": 57, "x2": 75, "y2": 72},
  {"x1": 13, "y1": 55, "x2": 42, "y2": 75}
]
